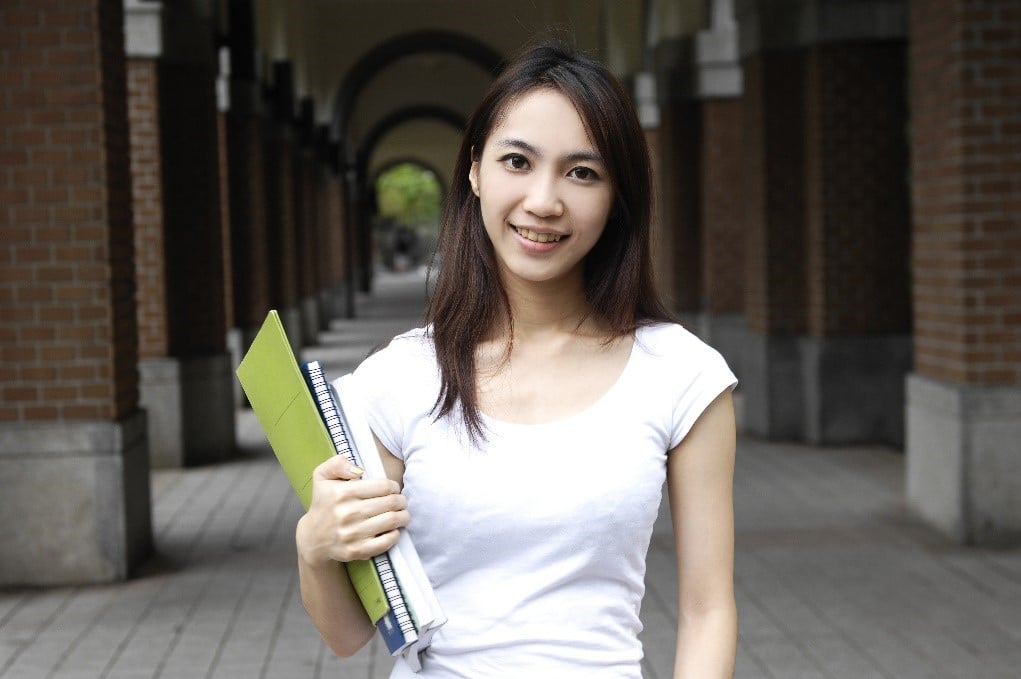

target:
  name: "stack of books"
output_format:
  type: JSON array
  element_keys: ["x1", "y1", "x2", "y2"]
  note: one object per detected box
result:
[{"x1": 236, "y1": 311, "x2": 445, "y2": 671}]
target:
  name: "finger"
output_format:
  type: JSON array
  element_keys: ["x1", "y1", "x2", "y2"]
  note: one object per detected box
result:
[
  {"x1": 337, "y1": 527, "x2": 404, "y2": 562},
  {"x1": 314, "y1": 454, "x2": 365, "y2": 481},
  {"x1": 338, "y1": 493, "x2": 409, "y2": 525},
  {"x1": 328, "y1": 477, "x2": 401, "y2": 501}
]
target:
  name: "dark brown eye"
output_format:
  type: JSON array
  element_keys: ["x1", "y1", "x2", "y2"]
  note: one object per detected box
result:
[
  {"x1": 568, "y1": 166, "x2": 599, "y2": 181},
  {"x1": 500, "y1": 154, "x2": 529, "y2": 170}
]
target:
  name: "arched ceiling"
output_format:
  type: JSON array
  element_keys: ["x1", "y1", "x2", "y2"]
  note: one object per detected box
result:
[
  {"x1": 368, "y1": 118, "x2": 463, "y2": 192},
  {"x1": 249, "y1": 1, "x2": 681, "y2": 184}
]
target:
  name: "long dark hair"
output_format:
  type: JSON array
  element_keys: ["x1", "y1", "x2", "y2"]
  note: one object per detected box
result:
[{"x1": 425, "y1": 42, "x2": 671, "y2": 442}]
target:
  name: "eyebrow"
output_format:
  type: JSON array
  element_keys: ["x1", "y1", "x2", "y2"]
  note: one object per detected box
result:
[{"x1": 494, "y1": 137, "x2": 604, "y2": 165}]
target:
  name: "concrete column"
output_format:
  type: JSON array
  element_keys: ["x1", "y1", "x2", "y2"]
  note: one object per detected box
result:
[
  {"x1": 0, "y1": 0, "x2": 152, "y2": 584},
  {"x1": 126, "y1": 0, "x2": 235, "y2": 467},
  {"x1": 906, "y1": 0, "x2": 1021, "y2": 545}
]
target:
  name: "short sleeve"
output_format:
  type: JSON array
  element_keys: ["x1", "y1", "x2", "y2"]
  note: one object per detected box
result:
[
  {"x1": 348, "y1": 329, "x2": 433, "y2": 460},
  {"x1": 667, "y1": 333, "x2": 738, "y2": 450}
]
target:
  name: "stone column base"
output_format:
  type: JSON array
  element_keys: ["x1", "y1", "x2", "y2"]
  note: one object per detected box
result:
[
  {"x1": 740, "y1": 331, "x2": 805, "y2": 440},
  {"x1": 301, "y1": 294, "x2": 320, "y2": 345},
  {"x1": 906, "y1": 374, "x2": 1021, "y2": 546},
  {"x1": 280, "y1": 305, "x2": 302, "y2": 356},
  {"x1": 687, "y1": 312, "x2": 749, "y2": 432},
  {"x1": 0, "y1": 411, "x2": 152, "y2": 585},
  {"x1": 227, "y1": 326, "x2": 244, "y2": 408},
  {"x1": 139, "y1": 353, "x2": 236, "y2": 467},
  {"x1": 318, "y1": 283, "x2": 350, "y2": 329},
  {"x1": 801, "y1": 334, "x2": 912, "y2": 446}
]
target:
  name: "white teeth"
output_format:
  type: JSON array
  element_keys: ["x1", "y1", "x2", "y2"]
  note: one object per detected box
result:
[{"x1": 516, "y1": 227, "x2": 561, "y2": 243}]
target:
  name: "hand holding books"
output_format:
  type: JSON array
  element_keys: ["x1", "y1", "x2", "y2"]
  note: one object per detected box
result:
[{"x1": 298, "y1": 454, "x2": 409, "y2": 566}]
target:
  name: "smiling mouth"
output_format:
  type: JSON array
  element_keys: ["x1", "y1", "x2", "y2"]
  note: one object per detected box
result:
[{"x1": 514, "y1": 226, "x2": 564, "y2": 243}]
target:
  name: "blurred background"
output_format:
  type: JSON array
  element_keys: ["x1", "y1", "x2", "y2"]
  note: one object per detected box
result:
[{"x1": 1, "y1": 1, "x2": 1019, "y2": 677}]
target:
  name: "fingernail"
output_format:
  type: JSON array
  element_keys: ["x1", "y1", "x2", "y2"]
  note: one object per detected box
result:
[{"x1": 350, "y1": 465, "x2": 365, "y2": 476}]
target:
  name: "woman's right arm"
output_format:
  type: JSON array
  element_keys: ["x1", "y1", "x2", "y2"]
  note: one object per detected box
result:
[{"x1": 295, "y1": 447, "x2": 409, "y2": 657}]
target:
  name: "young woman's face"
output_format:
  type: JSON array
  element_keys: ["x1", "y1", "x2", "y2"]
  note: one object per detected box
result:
[{"x1": 469, "y1": 88, "x2": 614, "y2": 289}]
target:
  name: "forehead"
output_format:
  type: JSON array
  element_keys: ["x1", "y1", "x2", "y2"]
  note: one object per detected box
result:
[{"x1": 486, "y1": 88, "x2": 597, "y2": 153}]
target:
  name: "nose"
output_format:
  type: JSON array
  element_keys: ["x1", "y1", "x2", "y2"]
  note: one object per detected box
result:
[{"x1": 522, "y1": 174, "x2": 563, "y2": 218}]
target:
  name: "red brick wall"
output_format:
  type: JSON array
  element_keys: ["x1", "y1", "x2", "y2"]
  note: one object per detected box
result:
[
  {"x1": 128, "y1": 59, "x2": 167, "y2": 358},
  {"x1": 700, "y1": 98, "x2": 744, "y2": 314},
  {"x1": 804, "y1": 42, "x2": 910, "y2": 337},
  {"x1": 742, "y1": 51, "x2": 808, "y2": 336},
  {"x1": 226, "y1": 110, "x2": 270, "y2": 329},
  {"x1": 910, "y1": 0, "x2": 1021, "y2": 386},
  {"x1": 1, "y1": 0, "x2": 138, "y2": 422}
]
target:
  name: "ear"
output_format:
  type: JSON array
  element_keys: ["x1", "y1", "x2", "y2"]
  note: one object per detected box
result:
[{"x1": 468, "y1": 159, "x2": 480, "y2": 197}]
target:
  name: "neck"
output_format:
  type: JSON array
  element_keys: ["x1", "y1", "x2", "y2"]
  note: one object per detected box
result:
[{"x1": 491, "y1": 271, "x2": 600, "y2": 342}]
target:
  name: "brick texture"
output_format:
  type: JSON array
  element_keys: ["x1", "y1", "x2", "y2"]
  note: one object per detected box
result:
[
  {"x1": 742, "y1": 51, "x2": 808, "y2": 336},
  {"x1": 128, "y1": 58, "x2": 226, "y2": 357},
  {"x1": 700, "y1": 98, "x2": 744, "y2": 314},
  {"x1": 128, "y1": 59, "x2": 167, "y2": 358},
  {"x1": 910, "y1": 0, "x2": 1021, "y2": 386},
  {"x1": 1, "y1": 0, "x2": 138, "y2": 422},
  {"x1": 804, "y1": 42, "x2": 911, "y2": 337}
]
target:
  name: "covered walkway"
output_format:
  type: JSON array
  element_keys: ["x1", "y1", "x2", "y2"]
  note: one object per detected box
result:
[{"x1": 2, "y1": 270, "x2": 1019, "y2": 679}]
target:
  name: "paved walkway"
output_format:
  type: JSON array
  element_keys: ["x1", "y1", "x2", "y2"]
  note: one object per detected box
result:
[{"x1": 2, "y1": 269, "x2": 1020, "y2": 679}]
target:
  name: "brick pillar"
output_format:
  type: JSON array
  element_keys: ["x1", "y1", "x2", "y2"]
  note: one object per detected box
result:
[
  {"x1": 316, "y1": 134, "x2": 349, "y2": 326},
  {"x1": 296, "y1": 101, "x2": 320, "y2": 344},
  {"x1": 694, "y1": 1, "x2": 747, "y2": 383},
  {"x1": 265, "y1": 61, "x2": 301, "y2": 352},
  {"x1": 739, "y1": 46, "x2": 808, "y2": 439},
  {"x1": 126, "y1": 1, "x2": 235, "y2": 467},
  {"x1": 801, "y1": 39, "x2": 911, "y2": 445},
  {"x1": 226, "y1": 104, "x2": 270, "y2": 379},
  {"x1": 659, "y1": 98, "x2": 702, "y2": 315},
  {"x1": 0, "y1": 0, "x2": 151, "y2": 584},
  {"x1": 906, "y1": 0, "x2": 1021, "y2": 545}
]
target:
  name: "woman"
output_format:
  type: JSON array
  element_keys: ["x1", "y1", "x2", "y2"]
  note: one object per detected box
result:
[{"x1": 295, "y1": 43, "x2": 738, "y2": 678}]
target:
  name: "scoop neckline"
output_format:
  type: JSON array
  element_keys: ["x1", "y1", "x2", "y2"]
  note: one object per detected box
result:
[{"x1": 478, "y1": 327, "x2": 644, "y2": 431}]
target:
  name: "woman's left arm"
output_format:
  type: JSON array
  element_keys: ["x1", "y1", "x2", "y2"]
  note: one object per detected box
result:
[{"x1": 667, "y1": 389, "x2": 737, "y2": 679}]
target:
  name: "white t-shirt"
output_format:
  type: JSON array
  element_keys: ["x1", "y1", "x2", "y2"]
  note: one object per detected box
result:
[{"x1": 352, "y1": 322, "x2": 737, "y2": 678}]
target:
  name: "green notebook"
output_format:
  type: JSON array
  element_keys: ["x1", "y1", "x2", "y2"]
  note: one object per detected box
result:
[{"x1": 236, "y1": 310, "x2": 389, "y2": 624}]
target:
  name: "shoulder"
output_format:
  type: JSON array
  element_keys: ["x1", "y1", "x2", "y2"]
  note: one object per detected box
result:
[
  {"x1": 635, "y1": 321, "x2": 725, "y2": 364},
  {"x1": 632, "y1": 321, "x2": 737, "y2": 397},
  {"x1": 356, "y1": 326, "x2": 435, "y2": 376}
]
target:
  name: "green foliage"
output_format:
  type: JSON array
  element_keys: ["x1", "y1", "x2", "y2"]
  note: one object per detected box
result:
[{"x1": 375, "y1": 163, "x2": 442, "y2": 230}]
